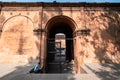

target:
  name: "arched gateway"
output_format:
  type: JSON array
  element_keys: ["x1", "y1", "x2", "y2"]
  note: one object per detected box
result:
[
  {"x1": 0, "y1": 2, "x2": 120, "y2": 74},
  {"x1": 44, "y1": 15, "x2": 77, "y2": 73}
]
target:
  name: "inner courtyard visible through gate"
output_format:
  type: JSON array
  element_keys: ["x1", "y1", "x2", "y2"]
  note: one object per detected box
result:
[{"x1": 0, "y1": 2, "x2": 120, "y2": 74}]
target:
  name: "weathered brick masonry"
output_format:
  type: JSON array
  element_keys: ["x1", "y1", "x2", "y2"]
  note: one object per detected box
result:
[{"x1": 0, "y1": 2, "x2": 120, "y2": 72}]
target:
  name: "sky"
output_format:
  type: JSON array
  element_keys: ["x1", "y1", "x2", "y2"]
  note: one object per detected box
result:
[{"x1": 0, "y1": 0, "x2": 120, "y2": 2}]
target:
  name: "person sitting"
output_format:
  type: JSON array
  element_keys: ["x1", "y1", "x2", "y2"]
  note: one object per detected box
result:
[{"x1": 29, "y1": 62, "x2": 43, "y2": 73}]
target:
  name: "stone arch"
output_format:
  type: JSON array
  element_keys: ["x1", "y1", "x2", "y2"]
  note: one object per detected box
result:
[
  {"x1": 44, "y1": 15, "x2": 77, "y2": 73},
  {"x1": 45, "y1": 15, "x2": 78, "y2": 34},
  {"x1": 0, "y1": 15, "x2": 38, "y2": 63},
  {"x1": 2, "y1": 15, "x2": 34, "y2": 31}
]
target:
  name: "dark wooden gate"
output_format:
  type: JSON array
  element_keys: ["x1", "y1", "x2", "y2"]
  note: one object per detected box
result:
[{"x1": 46, "y1": 39, "x2": 74, "y2": 73}]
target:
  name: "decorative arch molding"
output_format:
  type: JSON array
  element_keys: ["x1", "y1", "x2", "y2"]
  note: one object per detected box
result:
[
  {"x1": 1, "y1": 15, "x2": 35, "y2": 31},
  {"x1": 45, "y1": 15, "x2": 78, "y2": 33},
  {"x1": 0, "y1": 14, "x2": 38, "y2": 57}
]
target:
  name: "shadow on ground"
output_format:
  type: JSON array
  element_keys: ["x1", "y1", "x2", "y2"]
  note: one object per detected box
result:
[
  {"x1": 0, "y1": 62, "x2": 75, "y2": 80},
  {"x1": 85, "y1": 63, "x2": 120, "y2": 80}
]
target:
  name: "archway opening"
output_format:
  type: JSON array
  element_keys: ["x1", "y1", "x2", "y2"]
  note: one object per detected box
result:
[
  {"x1": 55, "y1": 33, "x2": 66, "y2": 61},
  {"x1": 46, "y1": 20, "x2": 75, "y2": 73}
]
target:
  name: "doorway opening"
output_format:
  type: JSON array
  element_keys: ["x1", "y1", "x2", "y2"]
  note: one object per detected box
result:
[
  {"x1": 55, "y1": 33, "x2": 66, "y2": 62},
  {"x1": 46, "y1": 21, "x2": 75, "y2": 73}
]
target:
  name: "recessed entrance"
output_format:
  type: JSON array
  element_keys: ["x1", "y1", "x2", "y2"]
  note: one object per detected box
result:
[{"x1": 45, "y1": 16, "x2": 76, "y2": 73}]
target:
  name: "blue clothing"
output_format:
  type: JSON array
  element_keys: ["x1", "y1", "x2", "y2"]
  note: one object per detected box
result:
[
  {"x1": 33, "y1": 64, "x2": 42, "y2": 72},
  {"x1": 29, "y1": 64, "x2": 43, "y2": 73}
]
